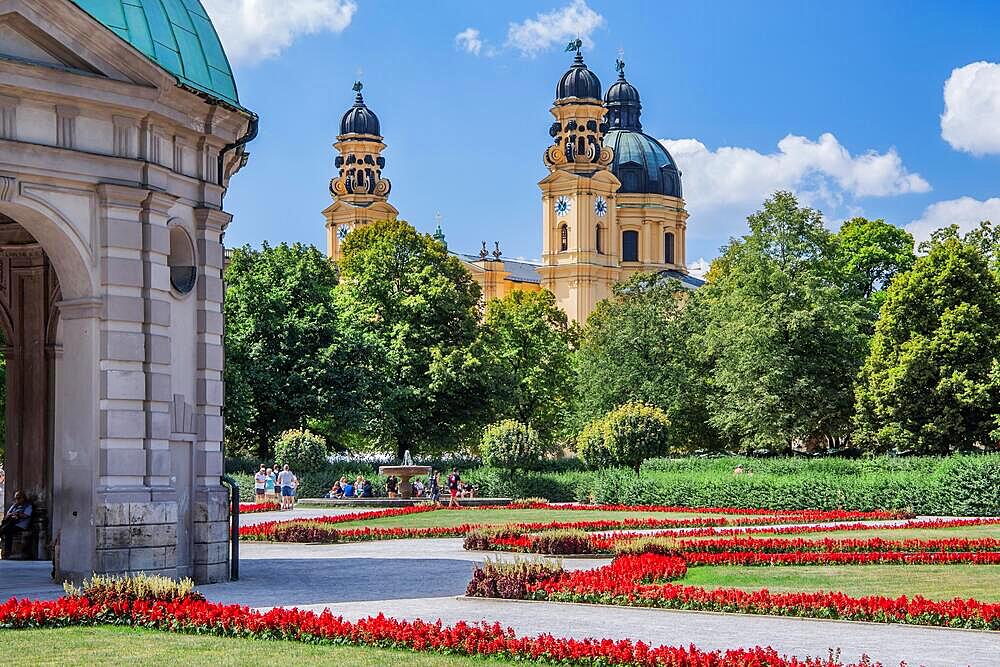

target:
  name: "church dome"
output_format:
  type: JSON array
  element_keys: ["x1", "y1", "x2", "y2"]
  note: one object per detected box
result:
[
  {"x1": 604, "y1": 69, "x2": 642, "y2": 130},
  {"x1": 69, "y1": 0, "x2": 240, "y2": 108},
  {"x1": 603, "y1": 129, "x2": 682, "y2": 198},
  {"x1": 340, "y1": 86, "x2": 381, "y2": 137},
  {"x1": 556, "y1": 51, "x2": 602, "y2": 101}
]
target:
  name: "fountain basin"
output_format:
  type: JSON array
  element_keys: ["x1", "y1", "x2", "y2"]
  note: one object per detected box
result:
[{"x1": 378, "y1": 465, "x2": 432, "y2": 499}]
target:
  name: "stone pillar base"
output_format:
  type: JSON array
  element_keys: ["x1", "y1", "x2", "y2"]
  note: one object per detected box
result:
[
  {"x1": 192, "y1": 491, "x2": 230, "y2": 584},
  {"x1": 94, "y1": 502, "x2": 179, "y2": 578}
]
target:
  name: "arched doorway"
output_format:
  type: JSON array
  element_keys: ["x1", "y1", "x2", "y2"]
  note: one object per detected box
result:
[{"x1": 0, "y1": 214, "x2": 60, "y2": 561}]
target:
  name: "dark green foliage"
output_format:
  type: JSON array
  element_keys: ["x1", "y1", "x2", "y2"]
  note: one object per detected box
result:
[
  {"x1": 700, "y1": 192, "x2": 869, "y2": 453},
  {"x1": 574, "y1": 273, "x2": 717, "y2": 450},
  {"x1": 336, "y1": 219, "x2": 488, "y2": 458},
  {"x1": 477, "y1": 290, "x2": 576, "y2": 442},
  {"x1": 224, "y1": 243, "x2": 359, "y2": 458},
  {"x1": 479, "y1": 420, "x2": 544, "y2": 474},
  {"x1": 273, "y1": 429, "x2": 329, "y2": 472},
  {"x1": 855, "y1": 236, "x2": 1000, "y2": 453}
]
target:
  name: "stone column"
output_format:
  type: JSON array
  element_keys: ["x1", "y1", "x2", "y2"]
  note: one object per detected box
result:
[
  {"x1": 191, "y1": 207, "x2": 231, "y2": 583},
  {"x1": 94, "y1": 184, "x2": 178, "y2": 579}
]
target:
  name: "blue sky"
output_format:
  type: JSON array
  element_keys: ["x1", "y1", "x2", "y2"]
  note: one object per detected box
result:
[{"x1": 208, "y1": 0, "x2": 1000, "y2": 272}]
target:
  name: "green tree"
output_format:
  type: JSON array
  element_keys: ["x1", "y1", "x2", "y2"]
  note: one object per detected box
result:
[
  {"x1": 274, "y1": 428, "x2": 329, "y2": 472},
  {"x1": 224, "y1": 243, "x2": 359, "y2": 458},
  {"x1": 700, "y1": 192, "x2": 868, "y2": 453},
  {"x1": 336, "y1": 218, "x2": 487, "y2": 459},
  {"x1": 602, "y1": 403, "x2": 672, "y2": 473},
  {"x1": 855, "y1": 236, "x2": 1000, "y2": 453},
  {"x1": 835, "y1": 217, "x2": 915, "y2": 312},
  {"x1": 477, "y1": 290, "x2": 576, "y2": 442},
  {"x1": 573, "y1": 272, "x2": 718, "y2": 451},
  {"x1": 479, "y1": 419, "x2": 544, "y2": 475}
]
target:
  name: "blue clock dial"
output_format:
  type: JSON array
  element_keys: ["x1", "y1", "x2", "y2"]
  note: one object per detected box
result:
[
  {"x1": 337, "y1": 224, "x2": 350, "y2": 240},
  {"x1": 554, "y1": 196, "x2": 571, "y2": 216},
  {"x1": 594, "y1": 196, "x2": 608, "y2": 217}
]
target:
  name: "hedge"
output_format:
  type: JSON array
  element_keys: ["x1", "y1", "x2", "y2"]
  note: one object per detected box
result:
[{"x1": 228, "y1": 455, "x2": 1000, "y2": 516}]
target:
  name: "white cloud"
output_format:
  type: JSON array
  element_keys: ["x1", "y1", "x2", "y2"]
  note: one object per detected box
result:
[
  {"x1": 941, "y1": 61, "x2": 1000, "y2": 155},
  {"x1": 203, "y1": 0, "x2": 357, "y2": 65},
  {"x1": 660, "y1": 133, "x2": 930, "y2": 243},
  {"x1": 505, "y1": 0, "x2": 605, "y2": 57},
  {"x1": 906, "y1": 196, "x2": 1000, "y2": 244},
  {"x1": 455, "y1": 28, "x2": 483, "y2": 56},
  {"x1": 688, "y1": 257, "x2": 710, "y2": 279}
]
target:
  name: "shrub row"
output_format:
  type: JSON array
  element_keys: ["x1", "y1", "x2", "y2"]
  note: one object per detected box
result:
[{"x1": 229, "y1": 455, "x2": 1000, "y2": 515}]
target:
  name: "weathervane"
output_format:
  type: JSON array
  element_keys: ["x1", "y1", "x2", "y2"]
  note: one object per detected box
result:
[
  {"x1": 564, "y1": 38, "x2": 583, "y2": 55},
  {"x1": 352, "y1": 80, "x2": 363, "y2": 93}
]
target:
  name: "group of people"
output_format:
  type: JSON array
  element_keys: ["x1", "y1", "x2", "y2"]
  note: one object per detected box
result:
[
  {"x1": 254, "y1": 464, "x2": 299, "y2": 510},
  {"x1": 323, "y1": 467, "x2": 470, "y2": 508},
  {"x1": 326, "y1": 476, "x2": 373, "y2": 498}
]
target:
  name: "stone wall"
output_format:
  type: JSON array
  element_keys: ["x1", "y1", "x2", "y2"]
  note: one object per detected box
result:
[
  {"x1": 95, "y1": 502, "x2": 179, "y2": 577},
  {"x1": 193, "y1": 491, "x2": 230, "y2": 583}
]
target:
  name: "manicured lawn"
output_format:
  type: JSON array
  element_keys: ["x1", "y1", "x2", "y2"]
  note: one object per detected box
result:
[
  {"x1": 330, "y1": 507, "x2": 722, "y2": 529},
  {"x1": 0, "y1": 626, "x2": 514, "y2": 666},
  {"x1": 683, "y1": 563, "x2": 1000, "y2": 602}
]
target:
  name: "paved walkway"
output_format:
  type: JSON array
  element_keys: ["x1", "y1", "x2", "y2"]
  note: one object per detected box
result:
[{"x1": 4, "y1": 513, "x2": 1000, "y2": 665}]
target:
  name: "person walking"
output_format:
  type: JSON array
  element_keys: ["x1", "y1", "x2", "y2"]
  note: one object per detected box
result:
[
  {"x1": 254, "y1": 465, "x2": 267, "y2": 503},
  {"x1": 277, "y1": 464, "x2": 296, "y2": 511},
  {"x1": 428, "y1": 470, "x2": 441, "y2": 505},
  {"x1": 447, "y1": 467, "x2": 461, "y2": 509}
]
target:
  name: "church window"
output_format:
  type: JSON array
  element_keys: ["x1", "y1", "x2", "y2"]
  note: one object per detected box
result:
[
  {"x1": 595, "y1": 225, "x2": 603, "y2": 254},
  {"x1": 560, "y1": 224, "x2": 568, "y2": 252},
  {"x1": 168, "y1": 224, "x2": 197, "y2": 294},
  {"x1": 622, "y1": 230, "x2": 639, "y2": 262},
  {"x1": 664, "y1": 231, "x2": 675, "y2": 264}
]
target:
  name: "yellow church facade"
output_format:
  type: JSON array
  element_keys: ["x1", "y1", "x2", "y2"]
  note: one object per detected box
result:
[{"x1": 324, "y1": 51, "x2": 699, "y2": 322}]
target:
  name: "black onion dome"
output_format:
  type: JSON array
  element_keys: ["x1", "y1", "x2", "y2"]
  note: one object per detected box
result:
[
  {"x1": 340, "y1": 88, "x2": 381, "y2": 136},
  {"x1": 604, "y1": 70, "x2": 642, "y2": 130},
  {"x1": 556, "y1": 51, "x2": 602, "y2": 101}
]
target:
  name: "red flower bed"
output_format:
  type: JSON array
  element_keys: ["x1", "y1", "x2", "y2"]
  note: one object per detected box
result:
[
  {"x1": 474, "y1": 551, "x2": 1000, "y2": 630},
  {"x1": 239, "y1": 502, "x2": 280, "y2": 514},
  {"x1": 242, "y1": 507, "x2": 911, "y2": 544},
  {"x1": 0, "y1": 596, "x2": 865, "y2": 666},
  {"x1": 682, "y1": 550, "x2": 1000, "y2": 567}
]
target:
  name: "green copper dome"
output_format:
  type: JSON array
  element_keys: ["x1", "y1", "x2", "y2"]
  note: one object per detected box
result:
[{"x1": 70, "y1": 0, "x2": 240, "y2": 108}]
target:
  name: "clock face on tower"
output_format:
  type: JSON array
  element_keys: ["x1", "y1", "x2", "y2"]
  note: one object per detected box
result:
[
  {"x1": 594, "y1": 196, "x2": 608, "y2": 217},
  {"x1": 554, "y1": 196, "x2": 571, "y2": 217},
  {"x1": 337, "y1": 224, "x2": 351, "y2": 241}
]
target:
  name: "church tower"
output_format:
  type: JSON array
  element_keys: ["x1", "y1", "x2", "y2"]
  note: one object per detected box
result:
[
  {"x1": 537, "y1": 45, "x2": 622, "y2": 323},
  {"x1": 602, "y1": 61, "x2": 689, "y2": 277},
  {"x1": 324, "y1": 82, "x2": 397, "y2": 261}
]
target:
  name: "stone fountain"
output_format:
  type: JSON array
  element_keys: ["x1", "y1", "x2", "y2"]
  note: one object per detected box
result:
[{"x1": 378, "y1": 450, "x2": 432, "y2": 499}]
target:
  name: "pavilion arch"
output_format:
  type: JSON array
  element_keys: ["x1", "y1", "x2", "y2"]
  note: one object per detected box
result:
[{"x1": 0, "y1": 200, "x2": 97, "y2": 301}]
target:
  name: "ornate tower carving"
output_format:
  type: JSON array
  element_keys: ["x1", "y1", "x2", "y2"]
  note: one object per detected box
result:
[
  {"x1": 324, "y1": 82, "x2": 398, "y2": 261},
  {"x1": 537, "y1": 44, "x2": 621, "y2": 323}
]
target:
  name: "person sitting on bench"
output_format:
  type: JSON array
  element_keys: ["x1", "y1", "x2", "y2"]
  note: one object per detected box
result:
[{"x1": 1, "y1": 491, "x2": 32, "y2": 558}]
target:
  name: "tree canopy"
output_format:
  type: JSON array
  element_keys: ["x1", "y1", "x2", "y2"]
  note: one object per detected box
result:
[
  {"x1": 336, "y1": 218, "x2": 487, "y2": 458},
  {"x1": 477, "y1": 290, "x2": 576, "y2": 442},
  {"x1": 699, "y1": 192, "x2": 868, "y2": 453},
  {"x1": 224, "y1": 242, "x2": 357, "y2": 457},
  {"x1": 855, "y1": 235, "x2": 1000, "y2": 453}
]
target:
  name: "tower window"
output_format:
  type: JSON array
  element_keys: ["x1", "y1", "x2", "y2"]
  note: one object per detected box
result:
[
  {"x1": 595, "y1": 225, "x2": 602, "y2": 254},
  {"x1": 168, "y1": 225, "x2": 197, "y2": 294},
  {"x1": 664, "y1": 231, "x2": 675, "y2": 264},
  {"x1": 622, "y1": 230, "x2": 639, "y2": 262},
  {"x1": 559, "y1": 224, "x2": 568, "y2": 252}
]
